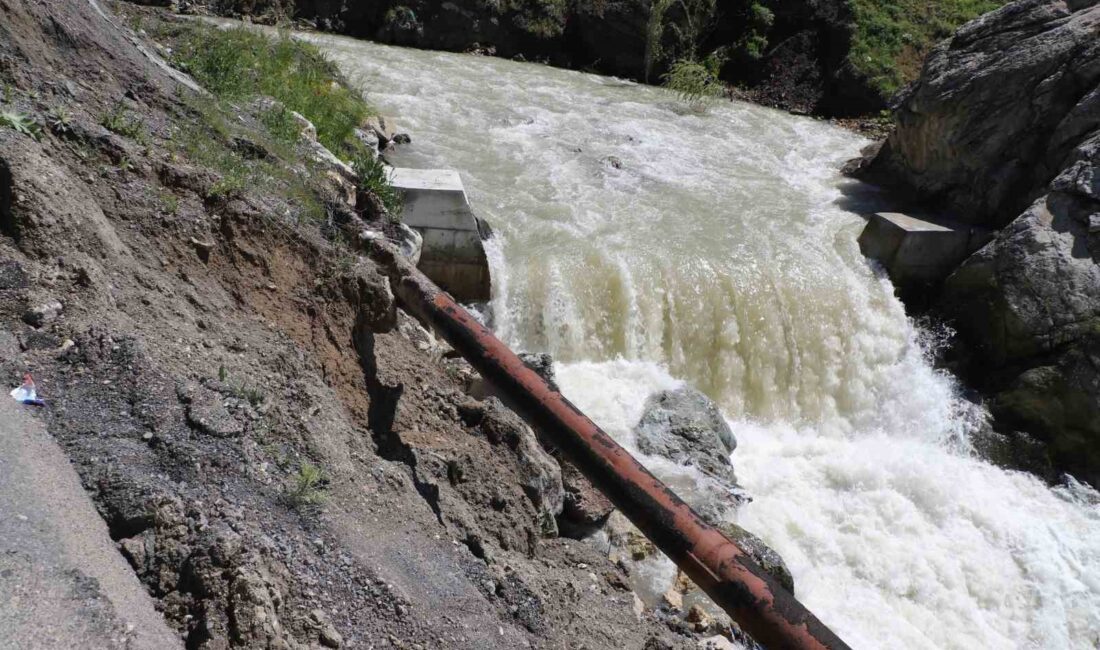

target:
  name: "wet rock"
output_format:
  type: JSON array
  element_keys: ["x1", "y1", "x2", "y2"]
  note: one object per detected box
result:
[
  {"x1": 685, "y1": 605, "x2": 712, "y2": 633},
  {"x1": 23, "y1": 299, "x2": 63, "y2": 327},
  {"x1": 518, "y1": 352, "x2": 557, "y2": 390},
  {"x1": 363, "y1": 116, "x2": 401, "y2": 146},
  {"x1": 718, "y1": 522, "x2": 794, "y2": 594},
  {"x1": 634, "y1": 387, "x2": 737, "y2": 476},
  {"x1": 353, "y1": 127, "x2": 380, "y2": 155}
]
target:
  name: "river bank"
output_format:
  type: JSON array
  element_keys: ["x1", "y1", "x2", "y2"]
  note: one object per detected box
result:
[
  {"x1": 0, "y1": 2, "x2": 725, "y2": 647},
  {"x1": 2, "y1": 1, "x2": 1098, "y2": 648},
  {"x1": 158, "y1": 0, "x2": 1001, "y2": 127},
  {"x1": 290, "y1": 12, "x2": 1100, "y2": 650}
]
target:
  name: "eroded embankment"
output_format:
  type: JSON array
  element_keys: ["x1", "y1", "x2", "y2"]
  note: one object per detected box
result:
[{"x1": 0, "y1": 2, "x2": 713, "y2": 648}]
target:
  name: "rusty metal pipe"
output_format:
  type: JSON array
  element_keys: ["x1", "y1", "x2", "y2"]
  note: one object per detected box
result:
[{"x1": 370, "y1": 243, "x2": 851, "y2": 650}]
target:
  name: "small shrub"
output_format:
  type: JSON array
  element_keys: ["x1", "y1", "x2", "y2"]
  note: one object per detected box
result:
[
  {"x1": 663, "y1": 59, "x2": 724, "y2": 112},
  {"x1": 207, "y1": 174, "x2": 245, "y2": 201},
  {"x1": 351, "y1": 149, "x2": 403, "y2": 219},
  {"x1": 159, "y1": 190, "x2": 179, "y2": 215},
  {"x1": 287, "y1": 462, "x2": 327, "y2": 507},
  {"x1": 101, "y1": 103, "x2": 147, "y2": 143},
  {"x1": 0, "y1": 110, "x2": 42, "y2": 140},
  {"x1": 46, "y1": 107, "x2": 74, "y2": 136},
  {"x1": 739, "y1": 2, "x2": 774, "y2": 60}
]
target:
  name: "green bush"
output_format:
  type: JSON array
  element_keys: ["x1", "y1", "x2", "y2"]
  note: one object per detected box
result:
[
  {"x1": 287, "y1": 462, "x2": 327, "y2": 507},
  {"x1": 0, "y1": 110, "x2": 41, "y2": 140},
  {"x1": 351, "y1": 150, "x2": 403, "y2": 219},
  {"x1": 171, "y1": 25, "x2": 371, "y2": 155},
  {"x1": 662, "y1": 58, "x2": 724, "y2": 112},
  {"x1": 849, "y1": 0, "x2": 1007, "y2": 96}
]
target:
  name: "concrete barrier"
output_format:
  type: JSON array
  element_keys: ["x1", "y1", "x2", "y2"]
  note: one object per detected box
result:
[
  {"x1": 389, "y1": 168, "x2": 491, "y2": 303},
  {"x1": 858, "y1": 212, "x2": 992, "y2": 291}
]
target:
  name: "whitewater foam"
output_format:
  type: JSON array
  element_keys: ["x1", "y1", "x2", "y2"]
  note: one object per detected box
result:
[{"x1": 298, "y1": 29, "x2": 1100, "y2": 648}]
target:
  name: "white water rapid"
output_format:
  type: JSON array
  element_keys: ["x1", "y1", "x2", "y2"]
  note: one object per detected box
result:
[{"x1": 302, "y1": 31, "x2": 1100, "y2": 649}]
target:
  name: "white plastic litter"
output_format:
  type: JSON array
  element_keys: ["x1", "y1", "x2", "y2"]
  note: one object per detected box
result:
[{"x1": 10, "y1": 373, "x2": 43, "y2": 406}]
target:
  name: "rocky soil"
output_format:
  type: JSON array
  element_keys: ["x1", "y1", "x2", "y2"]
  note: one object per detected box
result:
[
  {"x1": 852, "y1": 0, "x2": 1100, "y2": 486},
  {"x1": 0, "y1": 1, "x2": 741, "y2": 647}
]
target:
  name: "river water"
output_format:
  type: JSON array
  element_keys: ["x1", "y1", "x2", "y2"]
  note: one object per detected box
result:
[{"x1": 298, "y1": 31, "x2": 1100, "y2": 649}]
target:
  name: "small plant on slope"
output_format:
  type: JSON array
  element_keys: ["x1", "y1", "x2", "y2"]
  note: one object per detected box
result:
[
  {"x1": 287, "y1": 462, "x2": 327, "y2": 507},
  {"x1": 351, "y1": 150, "x2": 404, "y2": 219},
  {"x1": 0, "y1": 110, "x2": 42, "y2": 140}
]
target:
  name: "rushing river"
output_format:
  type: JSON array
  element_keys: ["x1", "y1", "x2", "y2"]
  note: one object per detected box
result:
[{"x1": 297, "y1": 30, "x2": 1100, "y2": 649}]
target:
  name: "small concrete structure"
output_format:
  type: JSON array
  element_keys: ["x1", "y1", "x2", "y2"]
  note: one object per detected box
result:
[
  {"x1": 389, "y1": 168, "x2": 491, "y2": 303},
  {"x1": 858, "y1": 212, "x2": 993, "y2": 289}
]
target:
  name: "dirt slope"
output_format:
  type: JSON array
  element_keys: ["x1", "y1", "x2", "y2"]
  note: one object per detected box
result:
[{"x1": 0, "y1": 1, "x2": 700, "y2": 648}]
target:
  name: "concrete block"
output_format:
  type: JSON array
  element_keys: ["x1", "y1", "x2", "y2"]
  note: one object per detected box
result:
[
  {"x1": 858, "y1": 212, "x2": 992, "y2": 288},
  {"x1": 389, "y1": 168, "x2": 491, "y2": 302}
]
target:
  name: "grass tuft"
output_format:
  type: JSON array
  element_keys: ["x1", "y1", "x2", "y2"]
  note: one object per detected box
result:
[
  {"x1": 662, "y1": 58, "x2": 724, "y2": 112},
  {"x1": 101, "y1": 103, "x2": 148, "y2": 143},
  {"x1": 287, "y1": 462, "x2": 327, "y2": 507},
  {"x1": 351, "y1": 150, "x2": 403, "y2": 218}
]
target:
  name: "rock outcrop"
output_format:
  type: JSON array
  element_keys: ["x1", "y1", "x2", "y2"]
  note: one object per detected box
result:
[
  {"x1": 858, "y1": 0, "x2": 1100, "y2": 485},
  {"x1": 861, "y1": 0, "x2": 1100, "y2": 226}
]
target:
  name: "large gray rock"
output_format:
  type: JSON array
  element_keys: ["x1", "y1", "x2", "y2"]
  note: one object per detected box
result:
[
  {"x1": 860, "y1": 0, "x2": 1100, "y2": 485},
  {"x1": 861, "y1": 0, "x2": 1100, "y2": 227},
  {"x1": 634, "y1": 386, "x2": 737, "y2": 478},
  {"x1": 940, "y1": 182, "x2": 1100, "y2": 484}
]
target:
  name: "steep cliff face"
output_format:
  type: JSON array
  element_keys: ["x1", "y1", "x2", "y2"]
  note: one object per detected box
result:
[
  {"x1": 863, "y1": 0, "x2": 1100, "y2": 225},
  {"x1": 859, "y1": 0, "x2": 1100, "y2": 485}
]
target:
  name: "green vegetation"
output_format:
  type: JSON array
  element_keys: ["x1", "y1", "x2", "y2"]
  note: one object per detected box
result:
[
  {"x1": 737, "y1": 1, "x2": 774, "y2": 60},
  {"x1": 662, "y1": 56, "x2": 724, "y2": 112},
  {"x1": 351, "y1": 151, "x2": 403, "y2": 218},
  {"x1": 46, "y1": 107, "x2": 74, "y2": 136},
  {"x1": 0, "y1": 110, "x2": 42, "y2": 140},
  {"x1": 287, "y1": 462, "x2": 327, "y2": 507},
  {"x1": 101, "y1": 103, "x2": 148, "y2": 143},
  {"x1": 170, "y1": 25, "x2": 371, "y2": 156},
  {"x1": 849, "y1": 0, "x2": 1007, "y2": 96}
]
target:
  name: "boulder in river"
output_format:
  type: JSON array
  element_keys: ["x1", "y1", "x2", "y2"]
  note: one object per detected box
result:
[
  {"x1": 855, "y1": 0, "x2": 1100, "y2": 485},
  {"x1": 634, "y1": 386, "x2": 737, "y2": 478}
]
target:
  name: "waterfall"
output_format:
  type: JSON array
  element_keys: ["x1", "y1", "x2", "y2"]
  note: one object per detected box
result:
[{"x1": 301, "y1": 30, "x2": 1100, "y2": 649}]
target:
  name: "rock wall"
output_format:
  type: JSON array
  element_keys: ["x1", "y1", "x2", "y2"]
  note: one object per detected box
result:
[
  {"x1": 862, "y1": 0, "x2": 1100, "y2": 225},
  {"x1": 858, "y1": 0, "x2": 1100, "y2": 485}
]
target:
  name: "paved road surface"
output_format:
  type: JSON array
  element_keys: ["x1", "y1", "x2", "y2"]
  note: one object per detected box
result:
[{"x1": 0, "y1": 396, "x2": 181, "y2": 649}]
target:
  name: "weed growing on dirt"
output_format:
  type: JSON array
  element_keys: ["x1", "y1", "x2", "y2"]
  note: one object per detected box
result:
[
  {"x1": 287, "y1": 462, "x2": 327, "y2": 507},
  {"x1": 159, "y1": 190, "x2": 179, "y2": 215},
  {"x1": 351, "y1": 149, "x2": 403, "y2": 217},
  {"x1": 849, "y1": 0, "x2": 1006, "y2": 96},
  {"x1": 0, "y1": 110, "x2": 42, "y2": 140},
  {"x1": 101, "y1": 103, "x2": 148, "y2": 143},
  {"x1": 46, "y1": 107, "x2": 74, "y2": 136},
  {"x1": 170, "y1": 25, "x2": 371, "y2": 155}
]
